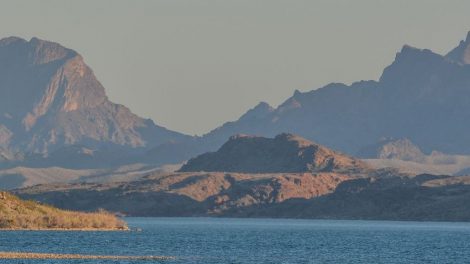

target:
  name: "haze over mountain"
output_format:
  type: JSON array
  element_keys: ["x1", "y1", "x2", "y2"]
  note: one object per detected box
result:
[
  {"x1": 2, "y1": 33, "x2": 470, "y2": 177},
  {"x1": 198, "y1": 32, "x2": 470, "y2": 157},
  {"x1": 363, "y1": 139, "x2": 470, "y2": 177},
  {"x1": 0, "y1": 37, "x2": 189, "y2": 165}
]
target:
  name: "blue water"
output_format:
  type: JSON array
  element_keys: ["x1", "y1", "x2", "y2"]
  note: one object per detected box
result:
[{"x1": 1, "y1": 218, "x2": 470, "y2": 263}]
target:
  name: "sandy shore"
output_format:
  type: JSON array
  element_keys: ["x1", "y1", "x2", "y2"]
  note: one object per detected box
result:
[{"x1": 0, "y1": 252, "x2": 173, "y2": 260}]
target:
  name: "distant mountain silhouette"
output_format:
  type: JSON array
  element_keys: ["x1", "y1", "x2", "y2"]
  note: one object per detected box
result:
[
  {"x1": 2, "y1": 32, "x2": 470, "y2": 171},
  {"x1": 198, "y1": 32, "x2": 470, "y2": 156},
  {"x1": 0, "y1": 37, "x2": 189, "y2": 165}
]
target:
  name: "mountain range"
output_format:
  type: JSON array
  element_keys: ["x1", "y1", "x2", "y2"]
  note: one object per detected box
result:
[
  {"x1": 1, "y1": 32, "x2": 470, "y2": 182},
  {"x1": 196, "y1": 31, "x2": 470, "y2": 157}
]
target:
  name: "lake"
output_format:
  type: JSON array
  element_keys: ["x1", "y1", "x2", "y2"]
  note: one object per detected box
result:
[{"x1": 1, "y1": 217, "x2": 470, "y2": 263}]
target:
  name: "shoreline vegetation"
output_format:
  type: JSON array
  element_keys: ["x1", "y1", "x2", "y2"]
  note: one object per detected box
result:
[
  {"x1": 0, "y1": 252, "x2": 173, "y2": 260},
  {"x1": 0, "y1": 192, "x2": 127, "y2": 230}
]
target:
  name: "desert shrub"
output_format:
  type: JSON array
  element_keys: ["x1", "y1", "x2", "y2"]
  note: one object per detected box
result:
[{"x1": 0, "y1": 192, "x2": 127, "y2": 230}]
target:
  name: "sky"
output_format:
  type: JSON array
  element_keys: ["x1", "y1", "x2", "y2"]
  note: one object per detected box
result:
[{"x1": 0, "y1": 0, "x2": 469, "y2": 135}]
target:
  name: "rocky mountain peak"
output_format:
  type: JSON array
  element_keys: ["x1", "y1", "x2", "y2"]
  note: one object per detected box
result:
[
  {"x1": 29, "y1": 37, "x2": 77, "y2": 65},
  {"x1": 238, "y1": 102, "x2": 274, "y2": 122},
  {"x1": 390, "y1": 45, "x2": 439, "y2": 65},
  {"x1": 228, "y1": 133, "x2": 254, "y2": 139},
  {"x1": 376, "y1": 138, "x2": 425, "y2": 162},
  {"x1": 0, "y1": 37, "x2": 77, "y2": 66},
  {"x1": 446, "y1": 31, "x2": 470, "y2": 65},
  {"x1": 0, "y1": 36, "x2": 26, "y2": 47},
  {"x1": 358, "y1": 138, "x2": 426, "y2": 162},
  {"x1": 274, "y1": 133, "x2": 315, "y2": 148},
  {"x1": 379, "y1": 43, "x2": 450, "y2": 87},
  {"x1": 0, "y1": 37, "x2": 106, "y2": 131},
  {"x1": 0, "y1": 36, "x2": 187, "y2": 158}
]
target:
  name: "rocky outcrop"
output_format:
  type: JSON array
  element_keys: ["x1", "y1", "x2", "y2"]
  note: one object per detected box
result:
[
  {"x1": 16, "y1": 170, "x2": 470, "y2": 221},
  {"x1": 14, "y1": 171, "x2": 356, "y2": 216},
  {"x1": 180, "y1": 133, "x2": 369, "y2": 174},
  {"x1": 361, "y1": 138, "x2": 470, "y2": 176},
  {"x1": 243, "y1": 174, "x2": 470, "y2": 221},
  {"x1": 358, "y1": 138, "x2": 426, "y2": 162}
]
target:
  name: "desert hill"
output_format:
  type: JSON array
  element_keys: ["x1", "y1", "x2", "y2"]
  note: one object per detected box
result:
[
  {"x1": 15, "y1": 171, "x2": 354, "y2": 217},
  {"x1": 180, "y1": 133, "x2": 368, "y2": 174},
  {"x1": 0, "y1": 191, "x2": 126, "y2": 230},
  {"x1": 14, "y1": 134, "x2": 376, "y2": 217},
  {"x1": 14, "y1": 133, "x2": 470, "y2": 221},
  {"x1": 239, "y1": 173, "x2": 470, "y2": 221},
  {"x1": 16, "y1": 169, "x2": 470, "y2": 221}
]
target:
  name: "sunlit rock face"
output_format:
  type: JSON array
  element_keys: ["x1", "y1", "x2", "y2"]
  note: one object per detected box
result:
[
  {"x1": 0, "y1": 37, "x2": 188, "y2": 158},
  {"x1": 180, "y1": 133, "x2": 369, "y2": 174}
]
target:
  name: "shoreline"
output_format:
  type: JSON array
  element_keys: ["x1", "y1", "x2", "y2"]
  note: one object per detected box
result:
[
  {"x1": 0, "y1": 227, "x2": 129, "y2": 231},
  {"x1": 0, "y1": 252, "x2": 173, "y2": 260}
]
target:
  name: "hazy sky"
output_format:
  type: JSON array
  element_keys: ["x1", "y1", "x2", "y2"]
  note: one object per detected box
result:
[{"x1": 1, "y1": 0, "x2": 469, "y2": 135}]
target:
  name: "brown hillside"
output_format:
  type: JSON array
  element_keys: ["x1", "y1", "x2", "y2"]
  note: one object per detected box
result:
[
  {"x1": 180, "y1": 133, "x2": 369, "y2": 174},
  {"x1": 0, "y1": 191, "x2": 127, "y2": 230}
]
